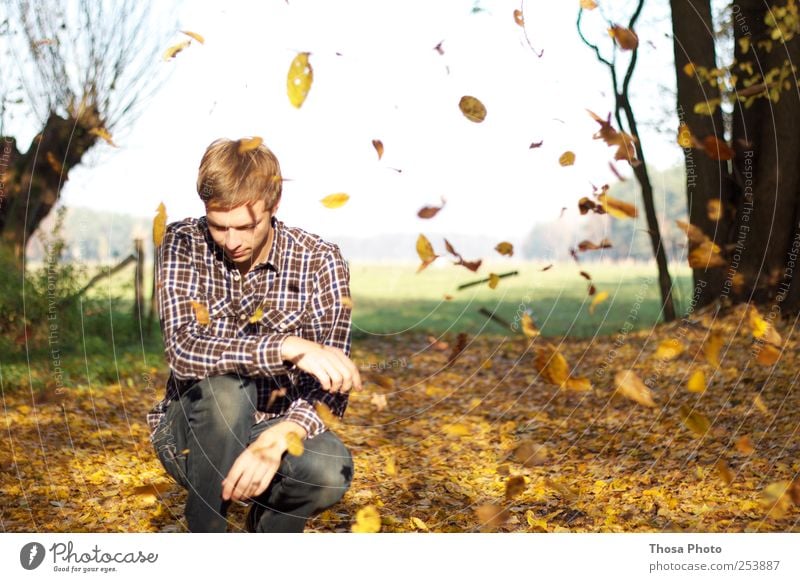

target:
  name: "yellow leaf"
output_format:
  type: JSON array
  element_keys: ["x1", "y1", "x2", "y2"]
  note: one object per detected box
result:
[
  {"x1": 190, "y1": 301, "x2": 209, "y2": 325},
  {"x1": 614, "y1": 370, "x2": 656, "y2": 407},
  {"x1": 558, "y1": 151, "x2": 576, "y2": 166},
  {"x1": 495, "y1": 241, "x2": 513, "y2": 256},
  {"x1": 89, "y1": 127, "x2": 117, "y2": 147},
  {"x1": 372, "y1": 139, "x2": 384, "y2": 160},
  {"x1": 688, "y1": 240, "x2": 726, "y2": 268},
  {"x1": 180, "y1": 30, "x2": 205, "y2": 44},
  {"x1": 442, "y1": 423, "x2": 470, "y2": 437},
  {"x1": 756, "y1": 343, "x2": 781, "y2": 366},
  {"x1": 683, "y1": 62, "x2": 696, "y2": 77},
  {"x1": 589, "y1": 290, "x2": 609, "y2": 315},
  {"x1": 285, "y1": 432, "x2": 304, "y2": 456},
  {"x1": 598, "y1": 192, "x2": 637, "y2": 218},
  {"x1": 687, "y1": 369, "x2": 706, "y2": 393},
  {"x1": 416, "y1": 234, "x2": 438, "y2": 272},
  {"x1": 753, "y1": 394, "x2": 769, "y2": 416},
  {"x1": 763, "y1": 481, "x2": 793, "y2": 519},
  {"x1": 237, "y1": 136, "x2": 263, "y2": 154},
  {"x1": 703, "y1": 331, "x2": 723, "y2": 368},
  {"x1": 321, "y1": 192, "x2": 349, "y2": 208},
  {"x1": 153, "y1": 202, "x2": 167, "y2": 247},
  {"x1": 162, "y1": 39, "x2": 191, "y2": 61},
  {"x1": 738, "y1": 37, "x2": 751, "y2": 54},
  {"x1": 525, "y1": 510, "x2": 548, "y2": 531},
  {"x1": 749, "y1": 305, "x2": 782, "y2": 345},
  {"x1": 287, "y1": 52, "x2": 313, "y2": 108},
  {"x1": 488, "y1": 273, "x2": 500, "y2": 289},
  {"x1": 564, "y1": 376, "x2": 593, "y2": 391},
  {"x1": 314, "y1": 401, "x2": 342, "y2": 428},
  {"x1": 249, "y1": 304, "x2": 265, "y2": 324},
  {"x1": 679, "y1": 404, "x2": 711, "y2": 436},
  {"x1": 340, "y1": 295, "x2": 354, "y2": 309},
  {"x1": 693, "y1": 99, "x2": 721, "y2": 115},
  {"x1": 505, "y1": 475, "x2": 526, "y2": 499},
  {"x1": 458, "y1": 95, "x2": 487, "y2": 123},
  {"x1": 580, "y1": 0, "x2": 598, "y2": 10},
  {"x1": 385, "y1": 455, "x2": 397, "y2": 476},
  {"x1": 707, "y1": 199, "x2": 723, "y2": 221},
  {"x1": 410, "y1": 516, "x2": 429, "y2": 531},
  {"x1": 535, "y1": 345, "x2": 570, "y2": 386},
  {"x1": 655, "y1": 338, "x2": 684, "y2": 360},
  {"x1": 677, "y1": 123, "x2": 694, "y2": 148},
  {"x1": 351, "y1": 505, "x2": 381, "y2": 533},
  {"x1": 520, "y1": 312, "x2": 539, "y2": 339}
]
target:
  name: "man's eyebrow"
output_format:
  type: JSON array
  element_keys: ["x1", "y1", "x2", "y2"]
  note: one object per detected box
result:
[{"x1": 207, "y1": 218, "x2": 259, "y2": 229}]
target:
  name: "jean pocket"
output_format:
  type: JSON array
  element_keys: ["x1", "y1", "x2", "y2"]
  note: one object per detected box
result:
[{"x1": 151, "y1": 411, "x2": 189, "y2": 489}]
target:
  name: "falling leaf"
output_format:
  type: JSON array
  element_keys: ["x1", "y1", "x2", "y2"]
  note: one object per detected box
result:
[
  {"x1": 577, "y1": 239, "x2": 612, "y2": 252},
  {"x1": 190, "y1": 301, "x2": 209, "y2": 325},
  {"x1": 520, "y1": 312, "x2": 539, "y2": 339},
  {"x1": 753, "y1": 394, "x2": 769, "y2": 416},
  {"x1": 443, "y1": 238, "x2": 481, "y2": 272},
  {"x1": 608, "y1": 25, "x2": 639, "y2": 51},
  {"x1": 427, "y1": 335, "x2": 449, "y2": 351},
  {"x1": 249, "y1": 304, "x2": 265, "y2": 324},
  {"x1": 370, "y1": 393, "x2": 388, "y2": 411},
  {"x1": 715, "y1": 459, "x2": 734, "y2": 486},
  {"x1": 89, "y1": 127, "x2": 117, "y2": 147},
  {"x1": 321, "y1": 192, "x2": 349, "y2": 209},
  {"x1": 679, "y1": 404, "x2": 711, "y2": 436},
  {"x1": 756, "y1": 343, "x2": 781, "y2": 366},
  {"x1": 735, "y1": 435, "x2": 755, "y2": 455},
  {"x1": 687, "y1": 369, "x2": 706, "y2": 393},
  {"x1": 535, "y1": 345, "x2": 570, "y2": 387},
  {"x1": 513, "y1": 9, "x2": 524, "y2": 26},
  {"x1": 693, "y1": 99, "x2": 721, "y2": 116},
  {"x1": 749, "y1": 305, "x2": 782, "y2": 346},
  {"x1": 237, "y1": 136, "x2": 263, "y2": 154},
  {"x1": 443, "y1": 423, "x2": 470, "y2": 437},
  {"x1": 505, "y1": 476, "x2": 526, "y2": 499},
  {"x1": 529, "y1": 140, "x2": 543, "y2": 148},
  {"x1": 683, "y1": 62, "x2": 696, "y2": 77},
  {"x1": 314, "y1": 402, "x2": 342, "y2": 428},
  {"x1": 564, "y1": 376, "x2": 593, "y2": 391},
  {"x1": 340, "y1": 296, "x2": 354, "y2": 310},
  {"x1": 655, "y1": 338, "x2": 684, "y2": 361},
  {"x1": 511, "y1": 440, "x2": 549, "y2": 467},
  {"x1": 351, "y1": 505, "x2": 381, "y2": 533},
  {"x1": 541, "y1": 264, "x2": 553, "y2": 271},
  {"x1": 131, "y1": 482, "x2": 173, "y2": 498},
  {"x1": 458, "y1": 95, "x2": 487, "y2": 123},
  {"x1": 578, "y1": 197, "x2": 597, "y2": 215},
  {"x1": 598, "y1": 192, "x2": 637, "y2": 219},
  {"x1": 285, "y1": 432, "x2": 304, "y2": 456},
  {"x1": 675, "y1": 220, "x2": 709, "y2": 245},
  {"x1": 688, "y1": 240, "x2": 726, "y2": 269},
  {"x1": 588, "y1": 110, "x2": 639, "y2": 165},
  {"x1": 445, "y1": 332, "x2": 468, "y2": 368},
  {"x1": 475, "y1": 504, "x2": 509, "y2": 531},
  {"x1": 589, "y1": 291, "x2": 609, "y2": 315},
  {"x1": 707, "y1": 199, "x2": 723, "y2": 221},
  {"x1": 287, "y1": 52, "x2": 313, "y2": 108},
  {"x1": 614, "y1": 370, "x2": 656, "y2": 407},
  {"x1": 495, "y1": 242, "x2": 514, "y2": 256},
  {"x1": 488, "y1": 273, "x2": 500, "y2": 289},
  {"x1": 180, "y1": 30, "x2": 205, "y2": 44},
  {"x1": 677, "y1": 123, "x2": 694, "y2": 148},
  {"x1": 410, "y1": 516, "x2": 429, "y2": 531},
  {"x1": 703, "y1": 332, "x2": 723, "y2": 368},
  {"x1": 372, "y1": 139, "x2": 384, "y2": 160},
  {"x1": 433, "y1": 41, "x2": 444, "y2": 55},
  {"x1": 153, "y1": 203, "x2": 167, "y2": 247},
  {"x1": 418, "y1": 197, "x2": 446, "y2": 219},
  {"x1": 162, "y1": 39, "x2": 191, "y2": 61},
  {"x1": 763, "y1": 482, "x2": 793, "y2": 519},
  {"x1": 558, "y1": 151, "x2": 576, "y2": 166},
  {"x1": 580, "y1": 0, "x2": 598, "y2": 9},
  {"x1": 701, "y1": 136, "x2": 734, "y2": 160},
  {"x1": 416, "y1": 234, "x2": 439, "y2": 272}
]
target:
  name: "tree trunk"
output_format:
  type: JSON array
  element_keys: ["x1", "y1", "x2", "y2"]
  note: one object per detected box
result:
[
  {"x1": 0, "y1": 111, "x2": 99, "y2": 271},
  {"x1": 730, "y1": 0, "x2": 800, "y2": 312},
  {"x1": 670, "y1": 0, "x2": 733, "y2": 308}
]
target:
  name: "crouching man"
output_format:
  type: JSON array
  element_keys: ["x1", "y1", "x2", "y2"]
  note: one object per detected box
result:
[{"x1": 147, "y1": 138, "x2": 360, "y2": 532}]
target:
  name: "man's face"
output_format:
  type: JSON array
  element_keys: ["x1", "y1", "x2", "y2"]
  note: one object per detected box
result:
[{"x1": 205, "y1": 199, "x2": 276, "y2": 267}]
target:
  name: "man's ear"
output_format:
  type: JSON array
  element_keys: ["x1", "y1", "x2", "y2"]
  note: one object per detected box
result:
[{"x1": 270, "y1": 198, "x2": 281, "y2": 215}]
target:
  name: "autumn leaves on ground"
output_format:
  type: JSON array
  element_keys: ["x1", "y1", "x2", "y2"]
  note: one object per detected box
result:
[{"x1": 2, "y1": 301, "x2": 799, "y2": 533}]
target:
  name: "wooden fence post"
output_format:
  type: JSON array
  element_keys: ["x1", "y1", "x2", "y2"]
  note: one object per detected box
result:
[{"x1": 134, "y1": 238, "x2": 144, "y2": 321}]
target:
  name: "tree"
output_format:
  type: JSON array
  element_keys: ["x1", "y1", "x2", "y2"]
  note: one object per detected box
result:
[
  {"x1": 577, "y1": 0, "x2": 678, "y2": 322},
  {"x1": 0, "y1": 0, "x2": 170, "y2": 270},
  {"x1": 671, "y1": 0, "x2": 800, "y2": 312}
]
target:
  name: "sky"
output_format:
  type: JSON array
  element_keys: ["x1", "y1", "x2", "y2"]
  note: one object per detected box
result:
[{"x1": 49, "y1": 0, "x2": 684, "y2": 242}]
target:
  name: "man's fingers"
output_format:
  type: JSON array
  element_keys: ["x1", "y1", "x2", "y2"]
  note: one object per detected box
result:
[{"x1": 320, "y1": 359, "x2": 344, "y2": 393}]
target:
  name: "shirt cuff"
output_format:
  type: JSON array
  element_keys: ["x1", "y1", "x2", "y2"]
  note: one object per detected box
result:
[
  {"x1": 283, "y1": 399, "x2": 326, "y2": 439},
  {"x1": 252, "y1": 333, "x2": 293, "y2": 375}
]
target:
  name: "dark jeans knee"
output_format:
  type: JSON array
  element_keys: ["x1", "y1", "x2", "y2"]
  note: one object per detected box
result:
[
  {"x1": 286, "y1": 431, "x2": 354, "y2": 512},
  {"x1": 188, "y1": 374, "x2": 256, "y2": 438}
]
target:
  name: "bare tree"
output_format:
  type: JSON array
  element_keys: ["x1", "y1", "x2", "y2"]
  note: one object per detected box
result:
[
  {"x1": 578, "y1": 0, "x2": 678, "y2": 322},
  {"x1": 0, "y1": 0, "x2": 172, "y2": 270}
]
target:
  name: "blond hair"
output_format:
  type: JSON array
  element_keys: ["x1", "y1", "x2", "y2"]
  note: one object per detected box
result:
[{"x1": 196, "y1": 138, "x2": 282, "y2": 210}]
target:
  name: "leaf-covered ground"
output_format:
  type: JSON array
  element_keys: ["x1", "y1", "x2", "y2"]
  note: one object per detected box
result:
[{"x1": 2, "y1": 304, "x2": 799, "y2": 532}]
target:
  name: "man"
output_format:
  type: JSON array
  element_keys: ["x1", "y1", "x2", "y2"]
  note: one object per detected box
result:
[{"x1": 147, "y1": 137, "x2": 361, "y2": 532}]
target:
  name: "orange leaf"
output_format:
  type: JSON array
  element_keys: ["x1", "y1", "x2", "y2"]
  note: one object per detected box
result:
[
  {"x1": 614, "y1": 370, "x2": 656, "y2": 407},
  {"x1": 372, "y1": 139, "x2": 384, "y2": 160},
  {"x1": 513, "y1": 9, "x2": 524, "y2": 26},
  {"x1": 558, "y1": 151, "x2": 576, "y2": 166},
  {"x1": 608, "y1": 25, "x2": 639, "y2": 50},
  {"x1": 495, "y1": 241, "x2": 514, "y2": 256},
  {"x1": 702, "y1": 136, "x2": 734, "y2": 161},
  {"x1": 599, "y1": 192, "x2": 637, "y2": 219},
  {"x1": 237, "y1": 136, "x2": 263, "y2": 154}
]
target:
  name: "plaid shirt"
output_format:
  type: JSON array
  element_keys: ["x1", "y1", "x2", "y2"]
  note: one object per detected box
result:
[{"x1": 146, "y1": 215, "x2": 352, "y2": 440}]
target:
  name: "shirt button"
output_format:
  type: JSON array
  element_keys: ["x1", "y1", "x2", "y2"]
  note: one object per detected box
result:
[
  {"x1": 239, "y1": 314, "x2": 247, "y2": 321},
  {"x1": 233, "y1": 273, "x2": 240, "y2": 281}
]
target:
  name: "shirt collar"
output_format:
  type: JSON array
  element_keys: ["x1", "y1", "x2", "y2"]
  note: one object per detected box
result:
[{"x1": 199, "y1": 214, "x2": 283, "y2": 274}]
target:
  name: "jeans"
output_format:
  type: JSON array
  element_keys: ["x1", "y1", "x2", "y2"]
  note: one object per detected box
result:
[{"x1": 151, "y1": 374, "x2": 354, "y2": 532}]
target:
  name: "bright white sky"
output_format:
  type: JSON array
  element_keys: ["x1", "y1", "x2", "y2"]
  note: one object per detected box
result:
[{"x1": 60, "y1": 0, "x2": 683, "y2": 241}]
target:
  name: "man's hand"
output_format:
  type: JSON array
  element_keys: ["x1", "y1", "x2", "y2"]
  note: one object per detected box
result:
[
  {"x1": 221, "y1": 421, "x2": 307, "y2": 502},
  {"x1": 280, "y1": 336, "x2": 362, "y2": 394}
]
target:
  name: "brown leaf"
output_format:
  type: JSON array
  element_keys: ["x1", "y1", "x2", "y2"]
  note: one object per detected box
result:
[
  {"x1": 608, "y1": 25, "x2": 639, "y2": 51},
  {"x1": 505, "y1": 475, "x2": 526, "y2": 499},
  {"x1": 418, "y1": 197, "x2": 446, "y2": 219},
  {"x1": 735, "y1": 435, "x2": 755, "y2": 455},
  {"x1": 372, "y1": 139, "x2": 384, "y2": 160},
  {"x1": 511, "y1": 441, "x2": 549, "y2": 467},
  {"x1": 529, "y1": 140, "x2": 543, "y2": 149},
  {"x1": 513, "y1": 9, "x2": 524, "y2": 26},
  {"x1": 475, "y1": 504, "x2": 509, "y2": 531},
  {"x1": 679, "y1": 404, "x2": 711, "y2": 436},
  {"x1": 614, "y1": 370, "x2": 656, "y2": 407},
  {"x1": 675, "y1": 220, "x2": 709, "y2": 246},
  {"x1": 495, "y1": 241, "x2": 514, "y2": 256},
  {"x1": 534, "y1": 345, "x2": 570, "y2": 386},
  {"x1": 703, "y1": 331, "x2": 723, "y2": 368},
  {"x1": 578, "y1": 196, "x2": 598, "y2": 215},
  {"x1": 701, "y1": 136, "x2": 734, "y2": 161},
  {"x1": 445, "y1": 332, "x2": 468, "y2": 368},
  {"x1": 715, "y1": 459, "x2": 734, "y2": 486},
  {"x1": 688, "y1": 240, "x2": 726, "y2": 269},
  {"x1": 756, "y1": 343, "x2": 781, "y2": 366},
  {"x1": 577, "y1": 239, "x2": 612, "y2": 252}
]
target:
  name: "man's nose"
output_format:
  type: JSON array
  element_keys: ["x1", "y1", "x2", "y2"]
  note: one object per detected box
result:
[{"x1": 225, "y1": 230, "x2": 242, "y2": 249}]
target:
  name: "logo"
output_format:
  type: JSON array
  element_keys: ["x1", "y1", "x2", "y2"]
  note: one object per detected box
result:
[{"x1": 20, "y1": 542, "x2": 46, "y2": 570}]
